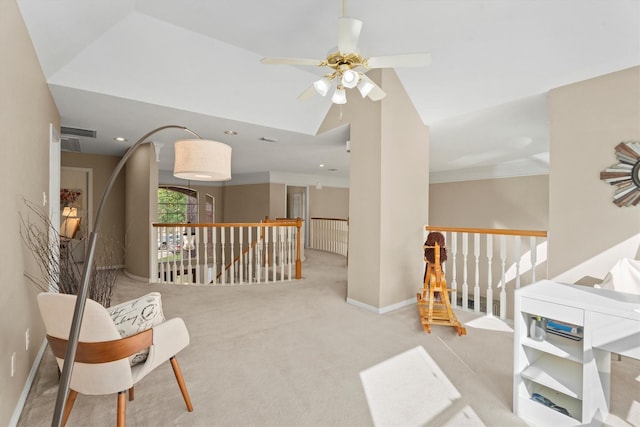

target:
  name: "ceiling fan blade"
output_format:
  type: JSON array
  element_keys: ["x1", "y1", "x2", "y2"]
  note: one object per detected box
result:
[
  {"x1": 297, "y1": 84, "x2": 318, "y2": 101},
  {"x1": 337, "y1": 17, "x2": 363, "y2": 54},
  {"x1": 359, "y1": 74, "x2": 386, "y2": 101},
  {"x1": 365, "y1": 53, "x2": 432, "y2": 69},
  {"x1": 261, "y1": 57, "x2": 324, "y2": 66}
]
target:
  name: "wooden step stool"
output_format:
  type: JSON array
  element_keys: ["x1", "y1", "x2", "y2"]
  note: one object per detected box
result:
[{"x1": 416, "y1": 241, "x2": 466, "y2": 336}]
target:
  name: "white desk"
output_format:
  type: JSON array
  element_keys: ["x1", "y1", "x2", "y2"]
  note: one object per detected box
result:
[{"x1": 513, "y1": 280, "x2": 640, "y2": 426}]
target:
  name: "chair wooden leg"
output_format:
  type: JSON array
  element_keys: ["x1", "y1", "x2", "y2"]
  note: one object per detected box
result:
[
  {"x1": 61, "y1": 389, "x2": 78, "y2": 427},
  {"x1": 128, "y1": 386, "x2": 134, "y2": 401},
  {"x1": 117, "y1": 391, "x2": 126, "y2": 427},
  {"x1": 169, "y1": 356, "x2": 193, "y2": 412}
]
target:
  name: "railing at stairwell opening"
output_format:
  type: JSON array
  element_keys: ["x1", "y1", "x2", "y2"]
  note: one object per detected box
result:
[
  {"x1": 425, "y1": 226, "x2": 548, "y2": 321},
  {"x1": 309, "y1": 217, "x2": 349, "y2": 261},
  {"x1": 152, "y1": 218, "x2": 303, "y2": 286}
]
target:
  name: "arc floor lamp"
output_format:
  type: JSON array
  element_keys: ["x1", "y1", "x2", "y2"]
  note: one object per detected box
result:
[{"x1": 52, "y1": 125, "x2": 232, "y2": 427}]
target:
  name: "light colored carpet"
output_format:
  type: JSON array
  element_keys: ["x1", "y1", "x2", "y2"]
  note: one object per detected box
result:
[{"x1": 18, "y1": 250, "x2": 640, "y2": 427}]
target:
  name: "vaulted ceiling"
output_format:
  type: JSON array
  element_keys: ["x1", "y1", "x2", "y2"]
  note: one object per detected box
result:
[{"x1": 17, "y1": 0, "x2": 640, "y2": 184}]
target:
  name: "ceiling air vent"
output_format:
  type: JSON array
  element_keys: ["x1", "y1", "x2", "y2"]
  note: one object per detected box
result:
[
  {"x1": 60, "y1": 126, "x2": 97, "y2": 138},
  {"x1": 61, "y1": 137, "x2": 81, "y2": 152}
]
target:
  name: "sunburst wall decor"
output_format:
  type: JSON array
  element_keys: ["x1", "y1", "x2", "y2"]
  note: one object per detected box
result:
[{"x1": 599, "y1": 141, "x2": 640, "y2": 207}]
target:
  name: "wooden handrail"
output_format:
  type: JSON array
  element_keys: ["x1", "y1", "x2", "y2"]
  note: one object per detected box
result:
[
  {"x1": 426, "y1": 225, "x2": 547, "y2": 238},
  {"x1": 153, "y1": 222, "x2": 299, "y2": 228}
]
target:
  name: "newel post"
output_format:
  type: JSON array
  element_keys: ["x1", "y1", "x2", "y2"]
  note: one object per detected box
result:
[{"x1": 295, "y1": 217, "x2": 302, "y2": 279}]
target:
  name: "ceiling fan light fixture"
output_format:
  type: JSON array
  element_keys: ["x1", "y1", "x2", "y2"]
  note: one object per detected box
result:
[
  {"x1": 341, "y1": 69, "x2": 359, "y2": 88},
  {"x1": 313, "y1": 77, "x2": 332, "y2": 96},
  {"x1": 331, "y1": 86, "x2": 347, "y2": 104},
  {"x1": 357, "y1": 78, "x2": 375, "y2": 98}
]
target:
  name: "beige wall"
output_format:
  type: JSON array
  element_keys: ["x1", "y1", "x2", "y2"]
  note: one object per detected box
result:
[
  {"x1": 309, "y1": 186, "x2": 349, "y2": 219},
  {"x1": 549, "y1": 66, "x2": 640, "y2": 282},
  {"x1": 0, "y1": 0, "x2": 60, "y2": 423},
  {"x1": 125, "y1": 144, "x2": 155, "y2": 278},
  {"x1": 62, "y1": 152, "x2": 126, "y2": 265},
  {"x1": 320, "y1": 69, "x2": 429, "y2": 310},
  {"x1": 429, "y1": 175, "x2": 549, "y2": 230},
  {"x1": 223, "y1": 183, "x2": 271, "y2": 222},
  {"x1": 270, "y1": 183, "x2": 286, "y2": 219}
]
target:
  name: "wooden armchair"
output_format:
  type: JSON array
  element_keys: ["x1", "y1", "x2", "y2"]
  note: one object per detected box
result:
[{"x1": 37, "y1": 292, "x2": 193, "y2": 427}]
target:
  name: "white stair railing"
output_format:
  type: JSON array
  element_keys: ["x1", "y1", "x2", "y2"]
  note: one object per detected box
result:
[
  {"x1": 152, "y1": 219, "x2": 303, "y2": 285},
  {"x1": 309, "y1": 217, "x2": 349, "y2": 257},
  {"x1": 426, "y1": 226, "x2": 548, "y2": 320}
]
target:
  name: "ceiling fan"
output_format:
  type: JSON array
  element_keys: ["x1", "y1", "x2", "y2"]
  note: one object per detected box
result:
[{"x1": 261, "y1": 1, "x2": 431, "y2": 105}]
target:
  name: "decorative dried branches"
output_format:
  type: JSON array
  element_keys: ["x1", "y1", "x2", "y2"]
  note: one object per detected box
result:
[{"x1": 20, "y1": 197, "x2": 122, "y2": 307}]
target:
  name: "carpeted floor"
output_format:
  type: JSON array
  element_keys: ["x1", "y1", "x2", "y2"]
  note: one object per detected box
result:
[{"x1": 17, "y1": 250, "x2": 640, "y2": 426}]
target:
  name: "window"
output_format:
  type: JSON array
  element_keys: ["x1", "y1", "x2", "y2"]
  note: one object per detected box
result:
[{"x1": 157, "y1": 187, "x2": 198, "y2": 223}]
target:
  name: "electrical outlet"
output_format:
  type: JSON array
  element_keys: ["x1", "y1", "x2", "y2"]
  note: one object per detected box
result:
[
  {"x1": 11, "y1": 352, "x2": 16, "y2": 377},
  {"x1": 25, "y1": 328, "x2": 30, "y2": 351}
]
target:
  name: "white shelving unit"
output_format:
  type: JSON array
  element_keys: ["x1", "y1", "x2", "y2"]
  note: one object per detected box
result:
[{"x1": 513, "y1": 280, "x2": 640, "y2": 426}]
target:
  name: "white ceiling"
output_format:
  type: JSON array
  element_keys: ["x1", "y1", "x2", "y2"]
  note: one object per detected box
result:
[{"x1": 17, "y1": 0, "x2": 640, "y2": 184}]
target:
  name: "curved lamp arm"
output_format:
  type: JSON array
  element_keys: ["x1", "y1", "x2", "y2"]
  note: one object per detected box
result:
[{"x1": 52, "y1": 125, "x2": 202, "y2": 427}]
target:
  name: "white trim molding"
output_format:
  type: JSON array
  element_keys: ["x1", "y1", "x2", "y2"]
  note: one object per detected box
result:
[
  {"x1": 9, "y1": 339, "x2": 48, "y2": 427},
  {"x1": 346, "y1": 297, "x2": 416, "y2": 314}
]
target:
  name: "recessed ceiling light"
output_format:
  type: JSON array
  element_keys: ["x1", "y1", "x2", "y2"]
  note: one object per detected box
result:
[
  {"x1": 113, "y1": 137, "x2": 127, "y2": 142},
  {"x1": 224, "y1": 130, "x2": 238, "y2": 135},
  {"x1": 319, "y1": 164, "x2": 325, "y2": 168}
]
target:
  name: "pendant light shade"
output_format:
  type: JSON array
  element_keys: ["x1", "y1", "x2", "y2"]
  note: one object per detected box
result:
[
  {"x1": 357, "y1": 78, "x2": 375, "y2": 98},
  {"x1": 313, "y1": 77, "x2": 332, "y2": 96},
  {"x1": 331, "y1": 86, "x2": 347, "y2": 104},
  {"x1": 341, "y1": 70, "x2": 359, "y2": 89},
  {"x1": 174, "y1": 139, "x2": 232, "y2": 181}
]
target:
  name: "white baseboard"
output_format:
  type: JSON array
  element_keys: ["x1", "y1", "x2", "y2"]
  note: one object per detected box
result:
[
  {"x1": 9, "y1": 339, "x2": 48, "y2": 427},
  {"x1": 122, "y1": 269, "x2": 150, "y2": 282},
  {"x1": 346, "y1": 297, "x2": 415, "y2": 314}
]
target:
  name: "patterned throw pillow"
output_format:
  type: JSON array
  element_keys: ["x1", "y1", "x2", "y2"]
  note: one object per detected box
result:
[{"x1": 107, "y1": 292, "x2": 165, "y2": 365}]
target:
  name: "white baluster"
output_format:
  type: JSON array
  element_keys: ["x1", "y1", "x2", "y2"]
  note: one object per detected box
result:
[
  {"x1": 256, "y1": 227, "x2": 264, "y2": 283},
  {"x1": 229, "y1": 227, "x2": 236, "y2": 284},
  {"x1": 238, "y1": 227, "x2": 244, "y2": 284},
  {"x1": 500, "y1": 235, "x2": 507, "y2": 320},
  {"x1": 530, "y1": 236, "x2": 537, "y2": 284},
  {"x1": 212, "y1": 227, "x2": 217, "y2": 284},
  {"x1": 514, "y1": 236, "x2": 521, "y2": 289},
  {"x1": 288, "y1": 225, "x2": 293, "y2": 279},
  {"x1": 450, "y1": 232, "x2": 458, "y2": 307},
  {"x1": 220, "y1": 228, "x2": 226, "y2": 285},
  {"x1": 263, "y1": 226, "x2": 269, "y2": 283},
  {"x1": 332, "y1": 220, "x2": 337, "y2": 254},
  {"x1": 462, "y1": 232, "x2": 469, "y2": 311},
  {"x1": 171, "y1": 226, "x2": 178, "y2": 284},
  {"x1": 158, "y1": 226, "x2": 165, "y2": 283},
  {"x1": 194, "y1": 227, "x2": 200, "y2": 283},
  {"x1": 202, "y1": 224, "x2": 208, "y2": 284},
  {"x1": 486, "y1": 234, "x2": 493, "y2": 316},
  {"x1": 279, "y1": 226, "x2": 285, "y2": 280},
  {"x1": 473, "y1": 233, "x2": 480, "y2": 313},
  {"x1": 248, "y1": 226, "x2": 254, "y2": 284},
  {"x1": 271, "y1": 226, "x2": 277, "y2": 282}
]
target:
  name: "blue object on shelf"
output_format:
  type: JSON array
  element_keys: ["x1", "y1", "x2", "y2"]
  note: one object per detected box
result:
[{"x1": 531, "y1": 392, "x2": 571, "y2": 417}]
